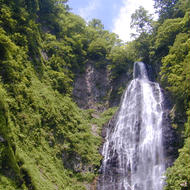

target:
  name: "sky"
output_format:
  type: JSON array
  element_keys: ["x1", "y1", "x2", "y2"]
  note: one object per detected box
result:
[{"x1": 68, "y1": 0, "x2": 157, "y2": 42}]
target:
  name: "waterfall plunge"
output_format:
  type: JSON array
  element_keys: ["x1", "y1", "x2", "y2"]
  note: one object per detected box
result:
[{"x1": 98, "y1": 62, "x2": 165, "y2": 190}]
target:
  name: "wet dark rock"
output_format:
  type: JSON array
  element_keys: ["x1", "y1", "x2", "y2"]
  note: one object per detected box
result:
[
  {"x1": 161, "y1": 89, "x2": 179, "y2": 167},
  {"x1": 62, "y1": 150, "x2": 94, "y2": 174},
  {"x1": 72, "y1": 62, "x2": 111, "y2": 111},
  {"x1": 62, "y1": 151, "x2": 83, "y2": 172},
  {"x1": 72, "y1": 61, "x2": 132, "y2": 110},
  {"x1": 109, "y1": 72, "x2": 132, "y2": 107}
]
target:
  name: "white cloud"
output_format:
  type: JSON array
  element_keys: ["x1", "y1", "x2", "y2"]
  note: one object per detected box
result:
[
  {"x1": 78, "y1": 0, "x2": 100, "y2": 21},
  {"x1": 113, "y1": 0, "x2": 156, "y2": 42}
]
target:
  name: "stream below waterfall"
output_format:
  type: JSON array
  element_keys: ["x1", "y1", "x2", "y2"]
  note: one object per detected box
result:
[{"x1": 98, "y1": 62, "x2": 166, "y2": 190}]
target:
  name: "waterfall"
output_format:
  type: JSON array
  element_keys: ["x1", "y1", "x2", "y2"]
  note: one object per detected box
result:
[{"x1": 98, "y1": 62, "x2": 165, "y2": 190}]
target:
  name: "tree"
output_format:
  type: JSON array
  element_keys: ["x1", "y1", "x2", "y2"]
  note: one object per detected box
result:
[
  {"x1": 130, "y1": 6, "x2": 153, "y2": 37},
  {"x1": 153, "y1": 0, "x2": 179, "y2": 20},
  {"x1": 130, "y1": 6, "x2": 153, "y2": 63},
  {"x1": 87, "y1": 38, "x2": 107, "y2": 60},
  {"x1": 88, "y1": 18, "x2": 104, "y2": 30}
]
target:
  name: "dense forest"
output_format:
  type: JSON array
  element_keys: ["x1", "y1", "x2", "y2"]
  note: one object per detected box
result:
[{"x1": 0, "y1": 0, "x2": 189, "y2": 189}]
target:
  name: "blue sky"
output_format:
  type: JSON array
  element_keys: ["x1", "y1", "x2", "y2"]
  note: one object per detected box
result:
[{"x1": 68, "y1": 0, "x2": 157, "y2": 42}]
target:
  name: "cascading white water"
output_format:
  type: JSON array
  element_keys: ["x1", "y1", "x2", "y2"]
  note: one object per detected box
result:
[{"x1": 98, "y1": 62, "x2": 165, "y2": 190}]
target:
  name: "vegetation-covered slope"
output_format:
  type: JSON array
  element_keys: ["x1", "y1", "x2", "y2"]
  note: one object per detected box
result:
[{"x1": 0, "y1": 0, "x2": 120, "y2": 189}]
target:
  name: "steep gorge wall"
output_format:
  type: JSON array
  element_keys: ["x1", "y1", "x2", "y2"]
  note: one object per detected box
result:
[
  {"x1": 72, "y1": 61, "x2": 179, "y2": 166},
  {"x1": 72, "y1": 61, "x2": 133, "y2": 111},
  {"x1": 75, "y1": 62, "x2": 179, "y2": 190},
  {"x1": 73, "y1": 62, "x2": 110, "y2": 111}
]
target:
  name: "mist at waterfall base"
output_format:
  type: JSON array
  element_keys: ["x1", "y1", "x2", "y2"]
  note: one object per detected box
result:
[{"x1": 98, "y1": 62, "x2": 166, "y2": 190}]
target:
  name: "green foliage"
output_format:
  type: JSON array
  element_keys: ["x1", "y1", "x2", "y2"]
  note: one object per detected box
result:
[
  {"x1": 0, "y1": 70, "x2": 102, "y2": 190},
  {"x1": 0, "y1": 28, "x2": 18, "y2": 60},
  {"x1": 154, "y1": 7, "x2": 190, "y2": 190},
  {"x1": 0, "y1": 0, "x2": 189, "y2": 189},
  {"x1": 160, "y1": 32, "x2": 190, "y2": 107},
  {"x1": 0, "y1": 83, "x2": 9, "y2": 136},
  {"x1": 165, "y1": 137, "x2": 190, "y2": 190},
  {"x1": 0, "y1": 4, "x2": 17, "y2": 32},
  {"x1": 176, "y1": 0, "x2": 190, "y2": 15},
  {"x1": 155, "y1": 17, "x2": 183, "y2": 51},
  {"x1": 108, "y1": 45, "x2": 134, "y2": 78},
  {"x1": 88, "y1": 19, "x2": 104, "y2": 30},
  {"x1": 0, "y1": 0, "x2": 123, "y2": 189},
  {"x1": 86, "y1": 19, "x2": 120, "y2": 63},
  {"x1": 133, "y1": 33, "x2": 153, "y2": 63},
  {"x1": 184, "y1": 108, "x2": 190, "y2": 138},
  {"x1": 130, "y1": 6, "x2": 153, "y2": 37},
  {"x1": 0, "y1": 0, "x2": 110, "y2": 189},
  {"x1": 154, "y1": 0, "x2": 179, "y2": 20},
  {"x1": 128, "y1": 7, "x2": 155, "y2": 64},
  {"x1": 98, "y1": 107, "x2": 118, "y2": 126},
  {"x1": 87, "y1": 38, "x2": 108, "y2": 61},
  {"x1": 85, "y1": 107, "x2": 118, "y2": 135}
]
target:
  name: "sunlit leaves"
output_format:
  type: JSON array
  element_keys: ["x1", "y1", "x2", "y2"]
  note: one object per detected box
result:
[
  {"x1": 160, "y1": 33, "x2": 190, "y2": 106},
  {"x1": 155, "y1": 17, "x2": 183, "y2": 51},
  {"x1": 130, "y1": 6, "x2": 153, "y2": 37},
  {"x1": 154, "y1": 0, "x2": 179, "y2": 20},
  {"x1": 0, "y1": 4, "x2": 17, "y2": 31},
  {"x1": 87, "y1": 38, "x2": 108, "y2": 60},
  {"x1": 165, "y1": 137, "x2": 190, "y2": 190}
]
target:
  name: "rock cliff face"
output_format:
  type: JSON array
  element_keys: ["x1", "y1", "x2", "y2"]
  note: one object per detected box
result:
[
  {"x1": 72, "y1": 61, "x2": 132, "y2": 111},
  {"x1": 161, "y1": 90, "x2": 179, "y2": 168},
  {"x1": 73, "y1": 62, "x2": 110, "y2": 111}
]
